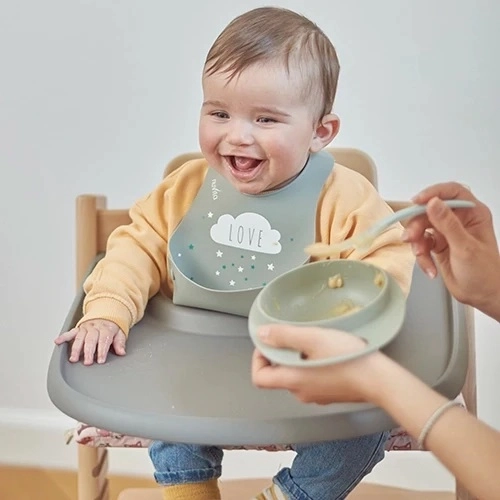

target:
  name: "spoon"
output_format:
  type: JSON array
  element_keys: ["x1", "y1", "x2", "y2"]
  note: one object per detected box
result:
[{"x1": 305, "y1": 200, "x2": 475, "y2": 258}]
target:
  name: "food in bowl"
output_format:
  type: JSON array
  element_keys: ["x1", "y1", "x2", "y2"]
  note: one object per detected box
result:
[
  {"x1": 374, "y1": 271, "x2": 385, "y2": 288},
  {"x1": 329, "y1": 299, "x2": 361, "y2": 317},
  {"x1": 327, "y1": 273, "x2": 344, "y2": 289}
]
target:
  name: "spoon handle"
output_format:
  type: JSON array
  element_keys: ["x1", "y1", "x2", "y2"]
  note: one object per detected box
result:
[
  {"x1": 370, "y1": 199, "x2": 476, "y2": 235},
  {"x1": 306, "y1": 199, "x2": 475, "y2": 258}
]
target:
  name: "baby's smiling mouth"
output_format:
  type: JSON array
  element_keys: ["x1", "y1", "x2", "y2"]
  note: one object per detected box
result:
[{"x1": 227, "y1": 155, "x2": 262, "y2": 171}]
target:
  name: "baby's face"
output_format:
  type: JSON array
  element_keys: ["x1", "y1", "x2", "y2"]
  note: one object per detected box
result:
[{"x1": 199, "y1": 62, "x2": 321, "y2": 194}]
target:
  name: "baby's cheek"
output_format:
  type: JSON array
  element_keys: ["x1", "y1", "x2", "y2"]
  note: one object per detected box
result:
[{"x1": 198, "y1": 123, "x2": 215, "y2": 153}]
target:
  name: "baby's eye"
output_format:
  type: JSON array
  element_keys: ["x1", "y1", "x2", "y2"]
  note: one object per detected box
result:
[
  {"x1": 211, "y1": 111, "x2": 229, "y2": 119},
  {"x1": 257, "y1": 116, "x2": 277, "y2": 124}
]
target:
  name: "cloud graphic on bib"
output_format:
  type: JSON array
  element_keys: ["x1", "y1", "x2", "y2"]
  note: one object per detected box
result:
[{"x1": 210, "y1": 212, "x2": 282, "y2": 254}]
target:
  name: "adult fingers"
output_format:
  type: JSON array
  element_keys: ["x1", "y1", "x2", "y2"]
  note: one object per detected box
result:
[
  {"x1": 425, "y1": 198, "x2": 470, "y2": 251},
  {"x1": 411, "y1": 182, "x2": 474, "y2": 205},
  {"x1": 403, "y1": 213, "x2": 449, "y2": 253},
  {"x1": 411, "y1": 230, "x2": 439, "y2": 279},
  {"x1": 257, "y1": 324, "x2": 328, "y2": 359},
  {"x1": 251, "y1": 348, "x2": 271, "y2": 372},
  {"x1": 251, "y1": 356, "x2": 301, "y2": 391}
]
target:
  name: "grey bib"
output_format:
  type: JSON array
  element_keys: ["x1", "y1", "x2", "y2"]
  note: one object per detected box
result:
[{"x1": 168, "y1": 150, "x2": 334, "y2": 316}]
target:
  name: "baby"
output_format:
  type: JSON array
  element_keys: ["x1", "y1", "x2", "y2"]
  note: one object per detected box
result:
[{"x1": 56, "y1": 7, "x2": 414, "y2": 500}]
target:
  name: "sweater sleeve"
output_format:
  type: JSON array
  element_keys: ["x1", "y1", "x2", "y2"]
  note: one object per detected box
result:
[
  {"x1": 316, "y1": 165, "x2": 415, "y2": 295},
  {"x1": 77, "y1": 160, "x2": 207, "y2": 335}
]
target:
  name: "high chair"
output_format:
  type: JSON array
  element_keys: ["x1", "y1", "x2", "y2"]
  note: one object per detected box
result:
[{"x1": 47, "y1": 147, "x2": 476, "y2": 500}]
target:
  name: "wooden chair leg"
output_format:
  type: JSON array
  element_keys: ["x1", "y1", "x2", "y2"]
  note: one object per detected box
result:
[{"x1": 78, "y1": 444, "x2": 109, "y2": 500}]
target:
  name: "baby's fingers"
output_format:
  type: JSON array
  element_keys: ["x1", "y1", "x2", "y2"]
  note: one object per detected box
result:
[
  {"x1": 96, "y1": 330, "x2": 114, "y2": 364},
  {"x1": 68, "y1": 327, "x2": 88, "y2": 363},
  {"x1": 81, "y1": 326, "x2": 99, "y2": 365},
  {"x1": 112, "y1": 331, "x2": 127, "y2": 357},
  {"x1": 54, "y1": 328, "x2": 79, "y2": 345}
]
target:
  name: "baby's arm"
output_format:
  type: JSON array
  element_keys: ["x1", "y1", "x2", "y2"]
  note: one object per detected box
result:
[
  {"x1": 55, "y1": 185, "x2": 172, "y2": 365},
  {"x1": 55, "y1": 160, "x2": 208, "y2": 364},
  {"x1": 80, "y1": 196, "x2": 170, "y2": 332}
]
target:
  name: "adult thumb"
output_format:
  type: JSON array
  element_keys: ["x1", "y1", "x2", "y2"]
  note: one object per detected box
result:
[
  {"x1": 426, "y1": 198, "x2": 469, "y2": 249},
  {"x1": 258, "y1": 324, "x2": 321, "y2": 357}
]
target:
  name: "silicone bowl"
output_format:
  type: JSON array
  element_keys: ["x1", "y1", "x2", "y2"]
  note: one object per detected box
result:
[{"x1": 248, "y1": 259, "x2": 406, "y2": 366}]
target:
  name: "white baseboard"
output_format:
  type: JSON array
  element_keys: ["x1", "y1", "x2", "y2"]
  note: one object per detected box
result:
[{"x1": 0, "y1": 408, "x2": 454, "y2": 491}]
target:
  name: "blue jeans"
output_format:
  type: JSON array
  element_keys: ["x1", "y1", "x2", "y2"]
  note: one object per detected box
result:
[{"x1": 149, "y1": 431, "x2": 388, "y2": 500}]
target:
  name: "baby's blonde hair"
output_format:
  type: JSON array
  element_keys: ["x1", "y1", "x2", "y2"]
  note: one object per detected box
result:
[{"x1": 204, "y1": 7, "x2": 340, "y2": 122}]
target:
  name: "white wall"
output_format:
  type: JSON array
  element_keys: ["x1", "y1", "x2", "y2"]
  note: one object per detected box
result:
[{"x1": 1, "y1": 0, "x2": 499, "y2": 491}]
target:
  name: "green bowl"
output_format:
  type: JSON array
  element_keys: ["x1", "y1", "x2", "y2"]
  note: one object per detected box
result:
[{"x1": 248, "y1": 260, "x2": 407, "y2": 366}]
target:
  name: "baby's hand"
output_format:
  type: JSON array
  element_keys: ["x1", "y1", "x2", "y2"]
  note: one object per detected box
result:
[{"x1": 54, "y1": 319, "x2": 127, "y2": 365}]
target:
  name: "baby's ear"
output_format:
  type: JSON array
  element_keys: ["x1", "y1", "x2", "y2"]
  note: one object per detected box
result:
[{"x1": 310, "y1": 114, "x2": 340, "y2": 152}]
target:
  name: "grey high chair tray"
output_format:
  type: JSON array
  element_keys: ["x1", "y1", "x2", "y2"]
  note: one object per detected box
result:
[{"x1": 48, "y1": 261, "x2": 468, "y2": 445}]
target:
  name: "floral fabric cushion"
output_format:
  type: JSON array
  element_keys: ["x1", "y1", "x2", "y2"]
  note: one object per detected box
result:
[{"x1": 72, "y1": 423, "x2": 414, "y2": 451}]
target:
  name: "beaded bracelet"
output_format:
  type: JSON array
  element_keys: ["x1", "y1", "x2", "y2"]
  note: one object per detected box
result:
[{"x1": 417, "y1": 400, "x2": 462, "y2": 451}]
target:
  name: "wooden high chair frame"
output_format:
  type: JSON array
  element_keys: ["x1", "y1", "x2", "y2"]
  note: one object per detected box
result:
[{"x1": 73, "y1": 147, "x2": 476, "y2": 500}]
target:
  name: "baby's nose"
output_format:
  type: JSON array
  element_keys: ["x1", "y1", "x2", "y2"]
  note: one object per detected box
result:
[{"x1": 226, "y1": 120, "x2": 255, "y2": 146}]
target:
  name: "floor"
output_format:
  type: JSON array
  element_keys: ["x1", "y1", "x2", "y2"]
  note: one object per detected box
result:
[{"x1": 0, "y1": 466, "x2": 455, "y2": 500}]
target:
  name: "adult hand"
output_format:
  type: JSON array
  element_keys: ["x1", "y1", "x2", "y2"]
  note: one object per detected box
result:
[
  {"x1": 404, "y1": 182, "x2": 500, "y2": 317},
  {"x1": 252, "y1": 324, "x2": 385, "y2": 404}
]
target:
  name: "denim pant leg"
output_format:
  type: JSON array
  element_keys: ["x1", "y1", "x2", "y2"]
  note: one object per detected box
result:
[
  {"x1": 274, "y1": 431, "x2": 389, "y2": 500},
  {"x1": 148, "y1": 441, "x2": 223, "y2": 485}
]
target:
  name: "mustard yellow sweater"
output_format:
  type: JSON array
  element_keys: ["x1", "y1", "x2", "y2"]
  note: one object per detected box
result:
[{"x1": 79, "y1": 159, "x2": 415, "y2": 335}]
